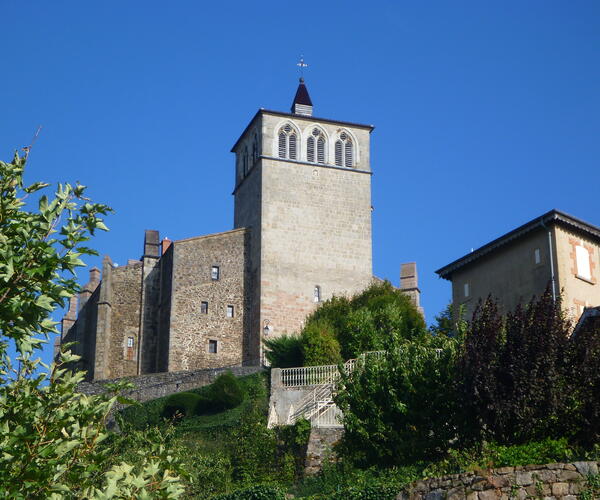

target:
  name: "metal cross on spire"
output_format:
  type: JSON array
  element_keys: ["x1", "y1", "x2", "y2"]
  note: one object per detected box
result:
[{"x1": 297, "y1": 56, "x2": 308, "y2": 78}]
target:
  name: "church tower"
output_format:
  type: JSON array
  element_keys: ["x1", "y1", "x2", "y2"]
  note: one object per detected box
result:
[{"x1": 231, "y1": 79, "x2": 374, "y2": 360}]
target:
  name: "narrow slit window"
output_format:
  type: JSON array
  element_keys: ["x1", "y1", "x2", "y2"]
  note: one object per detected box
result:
[
  {"x1": 201, "y1": 301, "x2": 208, "y2": 314},
  {"x1": 534, "y1": 248, "x2": 541, "y2": 264},
  {"x1": 314, "y1": 285, "x2": 321, "y2": 303},
  {"x1": 227, "y1": 305, "x2": 234, "y2": 318},
  {"x1": 126, "y1": 337, "x2": 134, "y2": 360}
]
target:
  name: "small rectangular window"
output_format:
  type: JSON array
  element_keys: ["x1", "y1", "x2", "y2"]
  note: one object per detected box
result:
[
  {"x1": 208, "y1": 340, "x2": 218, "y2": 354},
  {"x1": 464, "y1": 283, "x2": 470, "y2": 298},
  {"x1": 576, "y1": 245, "x2": 591, "y2": 280},
  {"x1": 126, "y1": 337, "x2": 134, "y2": 360},
  {"x1": 534, "y1": 248, "x2": 541, "y2": 264},
  {"x1": 201, "y1": 301, "x2": 208, "y2": 314},
  {"x1": 211, "y1": 266, "x2": 220, "y2": 280},
  {"x1": 314, "y1": 285, "x2": 321, "y2": 303},
  {"x1": 227, "y1": 305, "x2": 234, "y2": 318}
]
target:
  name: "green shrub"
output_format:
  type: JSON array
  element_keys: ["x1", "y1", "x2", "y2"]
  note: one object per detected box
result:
[
  {"x1": 206, "y1": 371, "x2": 245, "y2": 412},
  {"x1": 335, "y1": 333, "x2": 461, "y2": 466},
  {"x1": 212, "y1": 484, "x2": 285, "y2": 500},
  {"x1": 162, "y1": 392, "x2": 203, "y2": 419},
  {"x1": 301, "y1": 319, "x2": 342, "y2": 366},
  {"x1": 264, "y1": 334, "x2": 303, "y2": 368}
]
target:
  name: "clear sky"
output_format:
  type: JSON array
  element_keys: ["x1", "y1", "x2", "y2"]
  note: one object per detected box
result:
[{"x1": 2, "y1": 1, "x2": 599, "y2": 365}]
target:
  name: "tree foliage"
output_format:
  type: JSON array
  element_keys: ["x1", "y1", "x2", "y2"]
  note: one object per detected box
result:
[
  {"x1": 265, "y1": 281, "x2": 426, "y2": 367},
  {"x1": 460, "y1": 290, "x2": 576, "y2": 444},
  {"x1": 0, "y1": 151, "x2": 184, "y2": 497},
  {"x1": 335, "y1": 333, "x2": 461, "y2": 466}
]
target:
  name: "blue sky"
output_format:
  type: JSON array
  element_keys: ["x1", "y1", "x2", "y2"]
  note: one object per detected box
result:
[{"x1": 2, "y1": 1, "x2": 599, "y2": 365}]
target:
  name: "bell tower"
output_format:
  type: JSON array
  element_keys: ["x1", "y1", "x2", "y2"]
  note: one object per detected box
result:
[{"x1": 232, "y1": 79, "x2": 374, "y2": 360}]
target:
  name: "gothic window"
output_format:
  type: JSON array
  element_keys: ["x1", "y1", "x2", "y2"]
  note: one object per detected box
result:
[
  {"x1": 335, "y1": 132, "x2": 354, "y2": 168},
  {"x1": 278, "y1": 124, "x2": 298, "y2": 160},
  {"x1": 307, "y1": 128, "x2": 326, "y2": 164}
]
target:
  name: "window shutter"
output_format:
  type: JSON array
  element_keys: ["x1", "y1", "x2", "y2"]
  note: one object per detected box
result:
[
  {"x1": 345, "y1": 140, "x2": 353, "y2": 167},
  {"x1": 278, "y1": 132, "x2": 286, "y2": 158},
  {"x1": 335, "y1": 140, "x2": 342, "y2": 166},
  {"x1": 307, "y1": 136, "x2": 315, "y2": 162},
  {"x1": 317, "y1": 137, "x2": 325, "y2": 164},
  {"x1": 289, "y1": 134, "x2": 297, "y2": 159}
]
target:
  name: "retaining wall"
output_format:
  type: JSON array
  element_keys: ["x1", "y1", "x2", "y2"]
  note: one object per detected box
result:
[{"x1": 398, "y1": 461, "x2": 599, "y2": 499}]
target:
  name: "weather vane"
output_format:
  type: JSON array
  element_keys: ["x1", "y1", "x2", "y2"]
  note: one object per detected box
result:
[{"x1": 297, "y1": 56, "x2": 308, "y2": 78}]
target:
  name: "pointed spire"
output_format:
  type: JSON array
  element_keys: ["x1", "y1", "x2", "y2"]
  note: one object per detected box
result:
[{"x1": 291, "y1": 77, "x2": 313, "y2": 116}]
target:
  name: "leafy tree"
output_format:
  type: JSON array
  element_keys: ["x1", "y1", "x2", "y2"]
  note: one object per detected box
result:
[
  {"x1": 460, "y1": 290, "x2": 576, "y2": 444},
  {"x1": 334, "y1": 333, "x2": 461, "y2": 466},
  {"x1": 0, "y1": 151, "x2": 184, "y2": 497}
]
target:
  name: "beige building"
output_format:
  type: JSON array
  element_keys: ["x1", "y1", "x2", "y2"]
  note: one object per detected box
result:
[
  {"x1": 60, "y1": 79, "x2": 423, "y2": 381},
  {"x1": 436, "y1": 209, "x2": 600, "y2": 322}
]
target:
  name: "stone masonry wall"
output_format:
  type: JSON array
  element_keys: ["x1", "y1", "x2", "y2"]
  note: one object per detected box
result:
[
  {"x1": 167, "y1": 229, "x2": 250, "y2": 371},
  {"x1": 107, "y1": 262, "x2": 143, "y2": 379},
  {"x1": 78, "y1": 365, "x2": 264, "y2": 410},
  {"x1": 398, "y1": 461, "x2": 599, "y2": 500}
]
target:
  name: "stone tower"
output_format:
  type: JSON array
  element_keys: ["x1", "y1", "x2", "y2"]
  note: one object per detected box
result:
[{"x1": 231, "y1": 78, "x2": 374, "y2": 360}]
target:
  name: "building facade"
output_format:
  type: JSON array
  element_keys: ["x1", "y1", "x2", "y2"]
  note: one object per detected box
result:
[
  {"x1": 436, "y1": 209, "x2": 600, "y2": 321},
  {"x1": 60, "y1": 79, "x2": 420, "y2": 381}
]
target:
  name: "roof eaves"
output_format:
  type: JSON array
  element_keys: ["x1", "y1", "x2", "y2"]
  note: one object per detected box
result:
[{"x1": 435, "y1": 209, "x2": 600, "y2": 280}]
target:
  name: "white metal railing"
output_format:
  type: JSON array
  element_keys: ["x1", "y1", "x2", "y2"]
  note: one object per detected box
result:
[
  {"x1": 281, "y1": 351, "x2": 385, "y2": 428},
  {"x1": 279, "y1": 351, "x2": 384, "y2": 388}
]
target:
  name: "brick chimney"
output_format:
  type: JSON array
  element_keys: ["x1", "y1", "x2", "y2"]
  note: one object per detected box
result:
[{"x1": 161, "y1": 237, "x2": 172, "y2": 255}]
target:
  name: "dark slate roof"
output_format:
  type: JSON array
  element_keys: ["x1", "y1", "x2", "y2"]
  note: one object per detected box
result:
[
  {"x1": 291, "y1": 77, "x2": 313, "y2": 107},
  {"x1": 436, "y1": 209, "x2": 600, "y2": 280}
]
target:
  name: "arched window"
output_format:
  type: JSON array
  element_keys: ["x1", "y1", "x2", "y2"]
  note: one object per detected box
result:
[
  {"x1": 277, "y1": 124, "x2": 297, "y2": 160},
  {"x1": 307, "y1": 128, "x2": 326, "y2": 164},
  {"x1": 335, "y1": 132, "x2": 353, "y2": 168}
]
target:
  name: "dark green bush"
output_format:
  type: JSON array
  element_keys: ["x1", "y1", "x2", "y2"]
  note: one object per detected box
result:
[
  {"x1": 206, "y1": 371, "x2": 245, "y2": 413},
  {"x1": 162, "y1": 392, "x2": 202, "y2": 420},
  {"x1": 264, "y1": 334, "x2": 303, "y2": 368},
  {"x1": 301, "y1": 319, "x2": 342, "y2": 366},
  {"x1": 212, "y1": 484, "x2": 285, "y2": 500},
  {"x1": 460, "y1": 290, "x2": 576, "y2": 444}
]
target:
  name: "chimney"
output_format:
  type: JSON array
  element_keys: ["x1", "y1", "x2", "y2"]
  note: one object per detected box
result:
[
  {"x1": 79, "y1": 265, "x2": 102, "y2": 311},
  {"x1": 61, "y1": 295, "x2": 78, "y2": 338},
  {"x1": 161, "y1": 237, "x2": 172, "y2": 255},
  {"x1": 143, "y1": 230, "x2": 160, "y2": 258},
  {"x1": 400, "y1": 262, "x2": 424, "y2": 317}
]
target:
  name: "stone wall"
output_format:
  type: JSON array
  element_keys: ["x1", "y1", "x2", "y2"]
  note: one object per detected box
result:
[
  {"x1": 304, "y1": 427, "x2": 343, "y2": 476},
  {"x1": 167, "y1": 228, "x2": 251, "y2": 371},
  {"x1": 78, "y1": 365, "x2": 264, "y2": 408},
  {"x1": 398, "y1": 461, "x2": 599, "y2": 500}
]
